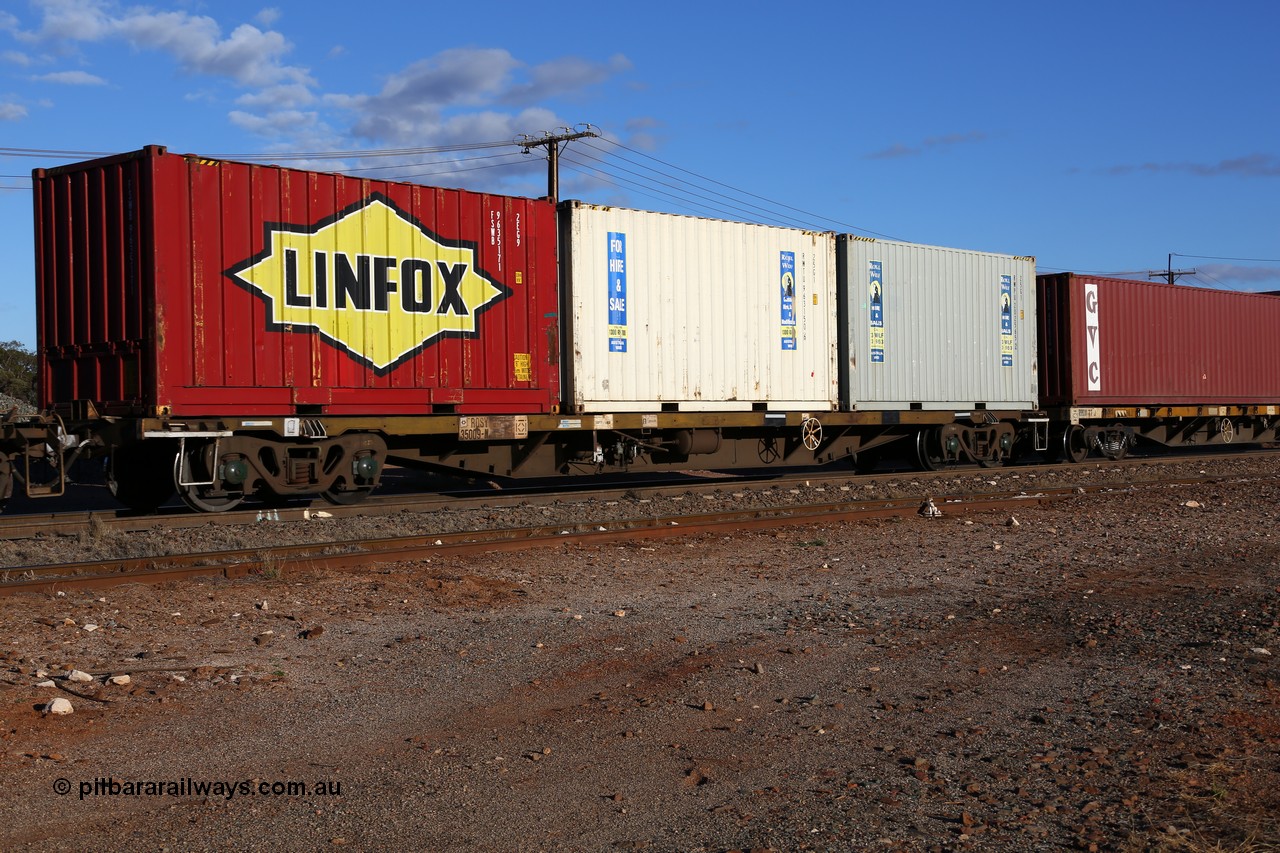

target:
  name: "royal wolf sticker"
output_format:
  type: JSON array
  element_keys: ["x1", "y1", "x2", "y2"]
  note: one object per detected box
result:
[{"x1": 225, "y1": 193, "x2": 511, "y2": 374}]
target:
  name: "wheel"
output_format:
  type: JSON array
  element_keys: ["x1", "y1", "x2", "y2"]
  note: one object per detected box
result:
[
  {"x1": 108, "y1": 441, "x2": 178, "y2": 511},
  {"x1": 1220, "y1": 418, "x2": 1236, "y2": 444},
  {"x1": 174, "y1": 442, "x2": 244, "y2": 512},
  {"x1": 915, "y1": 428, "x2": 944, "y2": 471},
  {"x1": 1060, "y1": 425, "x2": 1089, "y2": 464},
  {"x1": 757, "y1": 437, "x2": 780, "y2": 464},
  {"x1": 801, "y1": 417, "x2": 823, "y2": 452}
]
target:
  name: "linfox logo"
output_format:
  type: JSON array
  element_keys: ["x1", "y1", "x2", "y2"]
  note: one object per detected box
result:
[{"x1": 226, "y1": 193, "x2": 510, "y2": 374}]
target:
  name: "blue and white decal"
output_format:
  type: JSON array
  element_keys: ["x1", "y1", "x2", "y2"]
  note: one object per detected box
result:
[
  {"x1": 1000, "y1": 275, "x2": 1014, "y2": 367},
  {"x1": 607, "y1": 232, "x2": 627, "y2": 353},
  {"x1": 780, "y1": 251, "x2": 797, "y2": 350},
  {"x1": 869, "y1": 261, "x2": 885, "y2": 363}
]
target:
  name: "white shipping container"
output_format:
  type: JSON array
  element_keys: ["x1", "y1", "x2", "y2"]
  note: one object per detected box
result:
[
  {"x1": 838, "y1": 236, "x2": 1037, "y2": 410},
  {"x1": 562, "y1": 203, "x2": 838, "y2": 412}
]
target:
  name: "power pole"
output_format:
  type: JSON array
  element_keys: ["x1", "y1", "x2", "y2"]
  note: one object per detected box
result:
[
  {"x1": 1147, "y1": 253, "x2": 1195, "y2": 285},
  {"x1": 517, "y1": 125, "x2": 599, "y2": 204}
]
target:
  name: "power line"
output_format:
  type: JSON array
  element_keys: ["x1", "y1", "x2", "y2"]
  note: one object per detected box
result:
[
  {"x1": 219, "y1": 140, "x2": 515, "y2": 162},
  {"x1": 560, "y1": 156, "x2": 798, "y2": 227},
  {"x1": 0, "y1": 147, "x2": 116, "y2": 158},
  {"x1": 577, "y1": 141, "x2": 808, "y2": 227},
  {"x1": 562, "y1": 150, "x2": 815, "y2": 230},
  {"x1": 340, "y1": 151, "x2": 524, "y2": 175},
  {"x1": 590, "y1": 137, "x2": 902, "y2": 240},
  {"x1": 1173, "y1": 252, "x2": 1280, "y2": 263}
]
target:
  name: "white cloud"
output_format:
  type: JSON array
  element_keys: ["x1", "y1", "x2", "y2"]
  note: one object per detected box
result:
[
  {"x1": 235, "y1": 83, "x2": 314, "y2": 110},
  {"x1": 29, "y1": 0, "x2": 113, "y2": 40},
  {"x1": 2, "y1": 50, "x2": 33, "y2": 66},
  {"x1": 1201, "y1": 264, "x2": 1280, "y2": 287},
  {"x1": 1106, "y1": 153, "x2": 1280, "y2": 178},
  {"x1": 624, "y1": 116, "x2": 663, "y2": 151},
  {"x1": 332, "y1": 48, "x2": 629, "y2": 146},
  {"x1": 35, "y1": 69, "x2": 107, "y2": 85},
  {"x1": 500, "y1": 54, "x2": 632, "y2": 105},
  {"x1": 0, "y1": 102, "x2": 27, "y2": 121},
  {"x1": 25, "y1": 1, "x2": 312, "y2": 89},
  {"x1": 378, "y1": 48, "x2": 521, "y2": 108},
  {"x1": 115, "y1": 15, "x2": 311, "y2": 88},
  {"x1": 867, "y1": 131, "x2": 989, "y2": 160},
  {"x1": 229, "y1": 108, "x2": 317, "y2": 136},
  {"x1": 255, "y1": 8, "x2": 281, "y2": 27}
]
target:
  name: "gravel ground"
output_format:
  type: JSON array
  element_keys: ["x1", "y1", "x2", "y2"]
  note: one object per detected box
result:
[
  {"x1": 1, "y1": 454, "x2": 1278, "y2": 851},
  {"x1": 4, "y1": 453, "x2": 1278, "y2": 570},
  {"x1": 0, "y1": 391, "x2": 37, "y2": 415}
]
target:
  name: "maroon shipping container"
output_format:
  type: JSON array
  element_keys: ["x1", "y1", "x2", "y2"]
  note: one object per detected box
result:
[
  {"x1": 33, "y1": 146, "x2": 560, "y2": 416},
  {"x1": 1038, "y1": 273, "x2": 1280, "y2": 407}
]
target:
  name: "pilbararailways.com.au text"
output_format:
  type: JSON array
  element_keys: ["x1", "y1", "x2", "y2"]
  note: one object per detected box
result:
[{"x1": 55, "y1": 777, "x2": 343, "y2": 801}]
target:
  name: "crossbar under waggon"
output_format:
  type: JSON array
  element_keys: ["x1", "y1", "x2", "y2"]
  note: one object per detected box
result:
[
  {"x1": 1041, "y1": 404, "x2": 1280, "y2": 463},
  {"x1": 15, "y1": 406, "x2": 1037, "y2": 513},
  {"x1": 0, "y1": 410, "x2": 82, "y2": 507}
]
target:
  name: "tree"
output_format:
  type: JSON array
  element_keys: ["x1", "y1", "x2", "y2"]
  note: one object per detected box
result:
[{"x1": 0, "y1": 340, "x2": 37, "y2": 406}]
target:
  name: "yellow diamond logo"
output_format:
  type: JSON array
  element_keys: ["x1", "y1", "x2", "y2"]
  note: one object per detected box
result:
[{"x1": 226, "y1": 193, "x2": 510, "y2": 374}]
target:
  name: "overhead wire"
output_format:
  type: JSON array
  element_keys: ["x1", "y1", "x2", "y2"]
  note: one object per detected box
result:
[
  {"x1": 588, "y1": 137, "x2": 902, "y2": 240},
  {"x1": 559, "y1": 150, "x2": 814, "y2": 229},
  {"x1": 558, "y1": 157, "x2": 780, "y2": 224},
  {"x1": 339, "y1": 150, "x2": 526, "y2": 176},
  {"x1": 573, "y1": 141, "x2": 812, "y2": 229},
  {"x1": 1174, "y1": 252, "x2": 1280, "y2": 263}
]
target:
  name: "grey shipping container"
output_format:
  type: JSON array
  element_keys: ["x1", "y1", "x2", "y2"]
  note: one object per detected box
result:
[
  {"x1": 837, "y1": 236, "x2": 1037, "y2": 410},
  {"x1": 561, "y1": 202, "x2": 838, "y2": 412}
]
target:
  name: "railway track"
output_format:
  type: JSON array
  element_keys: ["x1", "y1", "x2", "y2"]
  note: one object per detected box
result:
[
  {"x1": 0, "y1": 469, "x2": 1256, "y2": 597},
  {"x1": 0, "y1": 446, "x2": 1272, "y2": 542}
]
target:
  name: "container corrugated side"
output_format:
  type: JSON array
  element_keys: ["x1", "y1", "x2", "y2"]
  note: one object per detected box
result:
[
  {"x1": 837, "y1": 236, "x2": 1037, "y2": 410},
  {"x1": 1038, "y1": 273, "x2": 1280, "y2": 407},
  {"x1": 34, "y1": 146, "x2": 560, "y2": 416},
  {"x1": 561, "y1": 202, "x2": 837, "y2": 412}
]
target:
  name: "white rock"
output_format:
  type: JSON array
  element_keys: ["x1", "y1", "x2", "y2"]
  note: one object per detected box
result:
[
  {"x1": 82, "y1": 624, "x2": 100, "y2": 632},
  {"x1": 1182, "y1": 500, "x2": 1202, "y2": 508},
  {"x1": 1251, "y1": 647, "x2": 1272, "y2": 656},
  {"x1": 66, "y1": 670, "x2": 93, "y2": 683},
  {"x1": 36, "y1": 680, "x2": 56, "y2": 688},
  {"x1": 45, "y1": 697, "x2": 74, "y2": 715},
  {"x1": 1006, "y1": 516, "x2": 1020, "y2": 527},
  {"x1": 109, "y1": 675, "x2": 132, "y2": 686}
]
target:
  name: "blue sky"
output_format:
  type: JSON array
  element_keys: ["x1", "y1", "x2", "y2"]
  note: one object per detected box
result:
[{"x1": 2, "y1": 0, "x2": 1278, "y2": 348}]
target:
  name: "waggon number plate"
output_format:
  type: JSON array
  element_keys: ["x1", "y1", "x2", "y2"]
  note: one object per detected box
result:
[{"x1": 459, "y1": 416, "x2": 529, "y2": 441}]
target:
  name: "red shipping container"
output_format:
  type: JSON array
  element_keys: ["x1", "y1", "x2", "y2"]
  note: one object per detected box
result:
[
  {"x1": 33, "y1": 146, "x2": 559, "y2": 416},
  {"x1": 1038, "y1": 273, "x2": 1280, "y2": 407}
]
